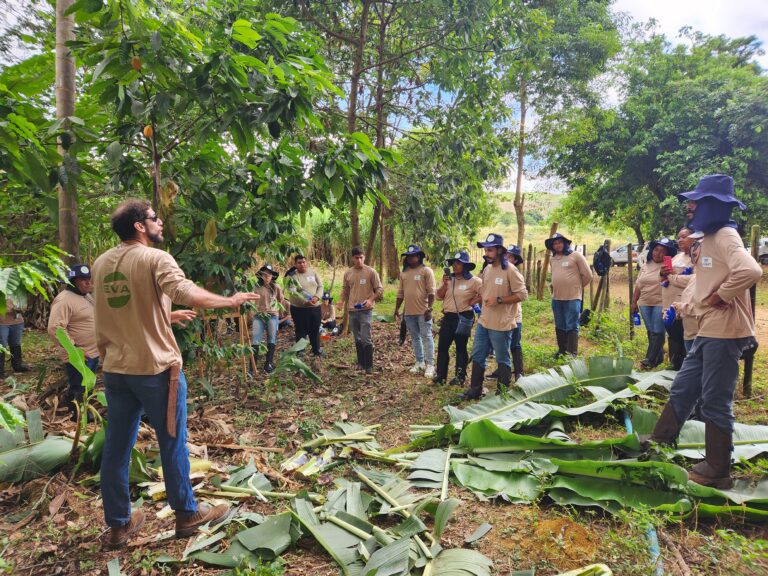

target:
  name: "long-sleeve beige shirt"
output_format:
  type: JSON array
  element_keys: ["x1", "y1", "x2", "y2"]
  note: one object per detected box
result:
[
  {"x1": 689, "y1": 226, "x2": 762, "y2": 338},
  {"x1": 662, "y1": 252, "x2": 692, "y2": 310},
  {"x1": 477, "y1": 263, "x2": 528, "y2": 331},
  {"x1": 437, "y1": 275, "x2": 482, "y2": 313},
  {"x1": 93, "y1": 242, "x2": 197, "y2": 375},
  {"x1": 47, "y1": 289, "x2": 99, "y2": 362},
  {"x1": 636, "y1": 260, "x2": 664, "y2": 307},
  {"x1": 550, "y1": 251, "x2": 592, "y2": 301},
  {"x1": 286, "y1": 269, "x2": 323, "y2": 308}
]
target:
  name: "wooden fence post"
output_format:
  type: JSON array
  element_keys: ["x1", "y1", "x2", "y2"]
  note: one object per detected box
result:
[
  {"x1": 525, "y1": 243, "x2": 533, "y2": 292},
  {"x1": 535, "y1": 260, "x2": 542, "y2": 293},
  {"x1": 537, "y1": 222, "x2": 558, "y2": 299},
  {"x1": 627, "y1": 242, "x2": 635, "y2": 340}
]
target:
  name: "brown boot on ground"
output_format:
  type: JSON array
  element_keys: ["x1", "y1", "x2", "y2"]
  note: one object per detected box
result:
[
  {"x1": 688, "y1": 422, "x2": 734, "y2": 489},
  {"x1": 102, "y1": 509, "x2": 146, "y2": 550},
  {"x1": 639, "y1": 402, "x2": 682, "y2": 450},
  {"x1": 175, "y1": 503, "x2": 229, "y2": 538}
]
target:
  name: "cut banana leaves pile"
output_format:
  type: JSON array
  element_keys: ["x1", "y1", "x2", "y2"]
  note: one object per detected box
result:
[{"x1": 408, "y1": 357, "x2": 676, "y2": 445}]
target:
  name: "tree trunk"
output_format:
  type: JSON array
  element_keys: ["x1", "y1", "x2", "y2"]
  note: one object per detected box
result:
[
  {"x1": 56, "y1": 0, "x2": 78, "y2": 263},
  {"x1": 513, "y1": 73, "x2": 527, "y2": 249},
  {"x1": 632, "y1": 225, "x2": 645, "y2": 246},
  {"x1": 347, "y1": 0, "x2": 372, "y2": 248},
  {"x1": 383, "y1": 204, "x2": 399, "y2": 279}
]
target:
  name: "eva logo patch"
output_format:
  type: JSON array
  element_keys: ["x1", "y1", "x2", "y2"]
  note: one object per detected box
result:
[
  {"x1": 359, "y1": 278, "x2": 367, "y2": 285},
  {"x1": 458, "y1": 284, "x2": 467, "y2": 290},
  {"x1": 494, "y1": 277, "x2": 503, "y2": 285},
  {"x1": 701, "y1": 257, "x2": 713, "y2": 268},
  {"x1": 414, "y1": 274, "x2": 421, "y2": 280},
  {"x1": 562, "y1": 262, "x2": 570, "y2": 267}
]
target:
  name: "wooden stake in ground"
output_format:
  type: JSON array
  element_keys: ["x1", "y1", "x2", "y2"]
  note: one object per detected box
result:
[
  {"x1": 537, "y1": 222, "x2": 558, "y2": 299},
  {"x1": 627, "y1": 242, "x2": 635, "y2": 340},
  {"x1": 525, "y1": 243, "x2": 533, "y2": 292},
  {"x1": 743, "y1": 224, "x2": 761, "y2": 397}
]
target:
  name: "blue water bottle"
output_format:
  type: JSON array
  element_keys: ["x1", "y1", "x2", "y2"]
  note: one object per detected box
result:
[
  {"x1": 633, "y1": 312, "x2": 641, "y2": 326},
  {"x1": 472, "y1": 303, "x2": 481, "y2": 314}
]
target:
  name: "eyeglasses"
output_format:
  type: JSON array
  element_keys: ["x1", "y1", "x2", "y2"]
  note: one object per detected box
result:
[{"x1": 144, "y1": 214, "x2": 160, "y2": 222}]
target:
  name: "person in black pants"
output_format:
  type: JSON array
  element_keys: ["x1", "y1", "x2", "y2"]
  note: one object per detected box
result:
[
  {"x1": 285, "y1": 255, "x2": 324, "y2": 356},
  {"x1": 433, "y1": 251, "x2": 482, "y2": 386}
]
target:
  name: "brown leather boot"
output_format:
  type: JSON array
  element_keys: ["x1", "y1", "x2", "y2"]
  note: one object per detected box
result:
[
  {"x1": 102, "y1": 509, "x2": 145, "y2": 550},
  {"x1": 639, "y1": 403, "x2": 682, "y2": 450},
  {"x1": 688, "y1": 422, "x2": 734, "y2": 489},
  {"x1": 176, "y1": 503, "x2": 229, "y2": 538}
]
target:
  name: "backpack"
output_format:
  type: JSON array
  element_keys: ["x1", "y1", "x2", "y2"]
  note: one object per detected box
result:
[{"x1": 593, "y1": 245, "x2": 612, "y2": 277}]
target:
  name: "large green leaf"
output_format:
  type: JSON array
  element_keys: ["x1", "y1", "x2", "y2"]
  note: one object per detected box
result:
[
  {"x1": 427, "y1": 548, "x2": 493, "y2": 576},
  {"x1": 0, "y1": 435, "x2": 73, "y2": 483},
  {"x1": 236, "y1": 512, "x2": 292, "y2": 557},
  {"x1": 0, "y1": 402, "x2": 25, "y2": 432},
  {"x1": 360, "y1": 536, "x2": 412, "y2": 576},
  {"x1": 459, "y1": 420, "x2": 641, "y2": 455},
  {"x1": 432, "y1": 498, "x2": 461, "y2": 539},
  {"x1": 676, "y1": 420, "x2": 768, "y2": 462},
  {"x1": 451, "y1": 462, "x2": 542, "y2": 502}
]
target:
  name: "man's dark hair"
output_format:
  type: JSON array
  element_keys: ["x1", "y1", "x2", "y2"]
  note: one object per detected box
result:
[
  {"x1": 294, "y1": 254, "x2": 306, "y2": 262},
  {"x1": 351, "y1": 246, "x2": 364, "y2": 256},
  {"x1": 111, "y1": 199, "x2": 152, "y2": 241}
]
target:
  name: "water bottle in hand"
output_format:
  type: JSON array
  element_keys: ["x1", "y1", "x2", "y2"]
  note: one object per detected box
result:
[
  {"x1": 354, "y1": 301, "x2": 365, "y2": 310},
  {"x1": 472, "y1": 303, "x2": 481, "y2": 314},
  {"x1": 633, "y1": 312, "x2": 641, "y2": 326},
  {"x1": 663, "y1": 306, "x2": 676, "y2": 328}
]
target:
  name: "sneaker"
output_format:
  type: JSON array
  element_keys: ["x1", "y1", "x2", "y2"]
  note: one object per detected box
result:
[
  {"x1": 408, "y1": 362, "x2": 425, "y2": 374},
  {"x1": 424, "y1": 366, "x2": 435, "y2": 378},
  {"x1": 176, "y1": 503, "x2": 229, "y2": 538},
  {"x1": 102, "y1": 509, "x2": 146, "y2": 550}
]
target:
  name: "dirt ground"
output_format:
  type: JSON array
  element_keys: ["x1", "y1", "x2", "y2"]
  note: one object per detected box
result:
[{"x1": 1, "y1": 279, "x2": 768, "y2": 575}]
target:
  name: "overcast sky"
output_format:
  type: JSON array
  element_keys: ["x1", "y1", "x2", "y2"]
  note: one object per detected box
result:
[{"x1": 613, "y1": 0, "x2": 768, "y2": 67}]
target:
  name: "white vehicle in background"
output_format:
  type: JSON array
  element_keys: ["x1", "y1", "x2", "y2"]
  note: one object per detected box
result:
[
  {"x1": 609, "y1": 243, "x2": 644, "y2": 267},
  {"x1": 758, "y1": 238, "x2": 768, "y2": 265}
]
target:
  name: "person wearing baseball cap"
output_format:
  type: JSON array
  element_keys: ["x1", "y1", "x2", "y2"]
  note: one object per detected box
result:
[
  {"x1": 48, "y1": 264, "x2": 99, "y2": 419},
  {"x1": 545, "y1": 233, "x2": 592, "y2": 358},
  {"x1": 457, "y1": 233, "x2": 528, "y2": 400},
  {"x1": 434, "y1": 250, "x2": 481, "y2": 386},
  {"x1": 394, "y1": 244, "x2": 437, "y2": 378},
  {"x1": 641, "y1": 175, "x2": 762, "y2": 489}
]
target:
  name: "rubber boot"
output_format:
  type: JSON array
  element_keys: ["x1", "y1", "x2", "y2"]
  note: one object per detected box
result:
[
  {"x1": 512, "y1": 348, "x2": 523, "y2": 381},
  {"x1": 555, "y1": 329, "x2": 567, "y2": 358},
  {"x1": 486, "y1": 367, "x2": 499, "y2": 380},
  {"x1": 688, "y1": 422, "x2": 734, "y2": 489},
  {"x1": 644, "y1": 332, "x2": 665, "y2": 368},
  {"x1": 458, "y1": 362, "x2": 485, "y2": 401},
  {"x1": 640, "y1": 332, "x2": 657, "y2": 369},
  {"x1": 449, "y1": 366, "x2": 466, "y2": 387},
  {"x1": 10, "y1": 345, "x2": 30, "y2": 372},
  {"x1": 0, "y1": 352, "x2": 4, "y2": 378},
  {"x1": 354, "y1": 342, "x2": 364, "y2": 371},
  {"x1": 639, "y1": 403, "x2": 682, "y2": 450},
  {"x1": 364, "y1": 344, "x2": 374, "y2": 375},
  {"x1": 264, "y1": 344, "x2": 276, "y2": 374},
  {"x1": 566, "y1": 331, "x2": 579, "y2": 357},
  {"x1": 653, "y1": 332, "x2": 666, "y2": 367},
  {"x1": 495, "y1": 364, "x2": 512, "y2": 395}
]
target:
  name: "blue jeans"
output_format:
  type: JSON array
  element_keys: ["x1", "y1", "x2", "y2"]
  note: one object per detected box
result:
[
  {"x1": 472, "y1": 324, "x2": 512, "y2": 369},
  {"x1": 639, "y1": 305, "x2": 664, "y2": 334},
  {"x1": 65, "y1": 356, "x2": 100, "y2": 397},
  {"x1": 669, "y1": 337, "x2": 752, "y2": 433},
  {"x1": 510, "y1": 323, "x2": 523, "y2": 351},
  {"x1": 252, "y1": 315, "x2": 278, "y2": 345},
  {"x1": 0, "y1": 323, "x2": 23, "y2": 347},
  {"x1": 552, "y1": 300, "x2": 581, "y2": 332},
  {"x1": 101, "y1": 370, "x2": 195, "y2": 527},
  {"x1": 404, "y1": 314, "x2": 434, "y2": 366}
]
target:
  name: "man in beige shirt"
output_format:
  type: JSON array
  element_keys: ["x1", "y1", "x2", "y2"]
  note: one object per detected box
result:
[
  {"x1": 338, "y1": 246, "x2": 384, "y2": 374},
  {"x1": 47, "y1": 263, "x2": 99, "y2": 418},
  {"x1": 93, "y1": 199, "x2": 259, "y2": 550},
  {"x1": 642, "y1": 175, "x2": 762, "y2": 489},
  {"x1": 546, "y1": 233, "x2": 591, "y2": 357},
  {"x1": 458, "y1": 233, "x2": 527, "y2": 400},
  {"x1": 394, "y1": 245, "x2": 437, "y2": 377}
]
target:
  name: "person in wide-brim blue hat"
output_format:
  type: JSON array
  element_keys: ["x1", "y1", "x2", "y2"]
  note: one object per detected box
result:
[
  {"x1": 678, "y1": 174, "x2": 746, "y2": 235},
  {"x1": 544, "y1": 232, "x2": 573, "y2": 254},
  {"x1": 506, "y1": 245, "x2": 524, "y2": 266},
  {"x1": 476, "y1": 233, "x2": 506, "y2": 250},
  {"x1": 446, "y1": 250, "x2": 476, "y2": 272},
  {"x1": 645, "y1": 237, "x2": 678, "y2": 261}
]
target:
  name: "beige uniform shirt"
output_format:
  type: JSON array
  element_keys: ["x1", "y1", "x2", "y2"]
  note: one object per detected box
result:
[
  {"x1": 636, "y1": 260, "x2": 663, "y2": 307},
  {"x1": 93, "y1": 242, "x2": 196, "y2": 375},
  {"x1": 0, "y1": 298, "x2": 23, "y2": 326},
  {"x1": 662, "y1": 253, "x2": 692, "y2": 310},
  {"x1": 397, "y1": 265, "x2": 436, "y2": 315},
  {"x1": 550, "y1": 251, "x2": 592, "y2": 301},
  {"x1": 438, "y1": 275, "x2": 482, "y2": 313},
  {"x1": 254, "y1": 283, "x2": 284, "y2": 315},
  {"x1": 341, "y1": 265, "x2": 383, "y2": 311},
  {"x1": 286, "y1": 269, "x2": 323, "y2": 308},
  {"x1": 478, "y1": 263, "x2": 528, "y2": 331},
  {"x1": 48, "y1": 289, "x2": 99, "y2": 362},
  {"x1": 689, "y1": 227, "x2": 762, "y2": 338},
  {"x1": 675, "y1": 277, "x2": 699, "y2": 341}
]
